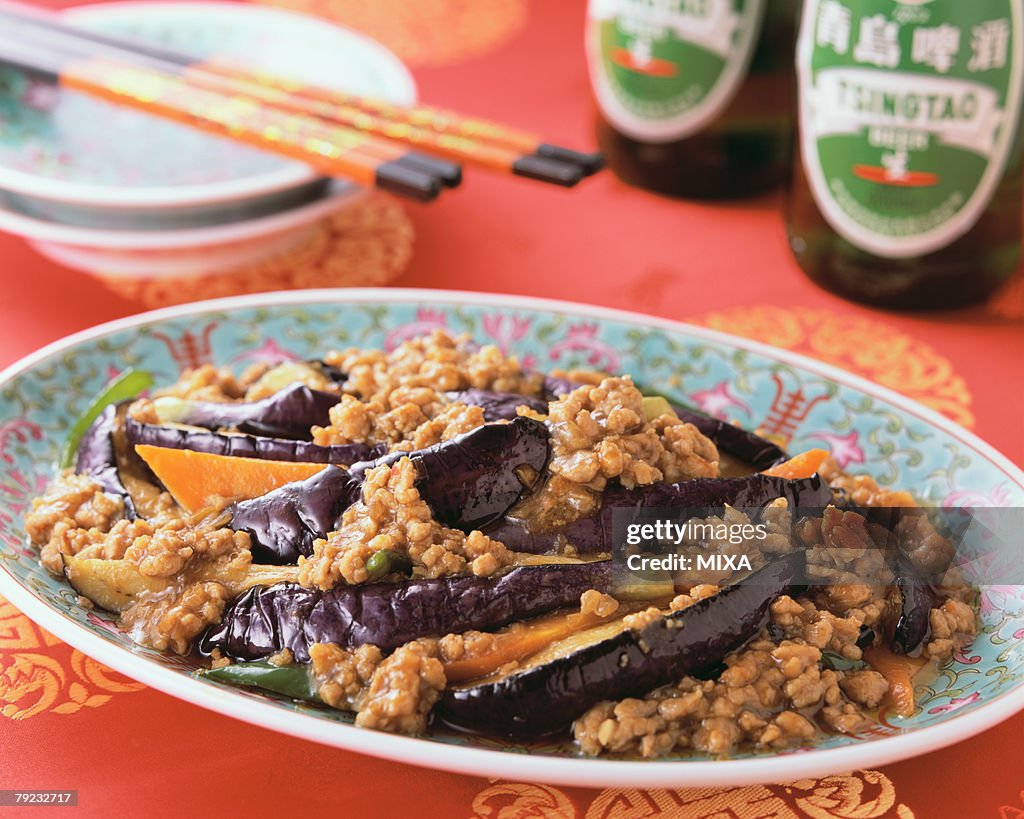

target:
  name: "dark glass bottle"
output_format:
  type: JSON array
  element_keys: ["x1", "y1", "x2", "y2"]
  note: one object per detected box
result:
[
  {"x1": 787, "y1": 0, "x2": 1023, "y2": 309},
  {"x1": 586, "y1": 0, "x2": 798, "y2": 199}
]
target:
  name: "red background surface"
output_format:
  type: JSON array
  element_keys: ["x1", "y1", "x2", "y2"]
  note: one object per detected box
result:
[{"x1": 1, "y1": 1, "x2": 1022, "y2": 816}]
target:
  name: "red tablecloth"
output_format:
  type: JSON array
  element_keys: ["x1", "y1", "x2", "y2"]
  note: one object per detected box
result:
[{"x1": 1, "y1": 1, "x2": 1023, "y2": 816}]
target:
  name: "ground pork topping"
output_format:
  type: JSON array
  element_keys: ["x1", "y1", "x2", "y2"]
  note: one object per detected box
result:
[
  {"x1": 312, "y1": 393, "x2": 485, "y2": 452},
  {"x1": 121, "y1": 581, "x2": 231, "y2": 655},
  {"x1": 298, "y1": 458, "x2": 513, "y2": 590},
  {"x1": 820, "y1": 455, "x2": 917, "y2": 508},
  {"x1": 924, "y1": 598, "x2": 977, "y2": 661},
  {"x1": 153, "y1": 364, "x2": 245, "y2": 402},
  {"x1": 573, "y1": 634, "x2": 873, "y2": 758},
  {"x1": 580, "y1": 589, "x2": 621, "y2": 618},
  {"x1": 669, "y1": 584, "x2": 720, "y2": 611},
  {"x1": 25, "y1": 473, "x2": 125, "y2": 573},
  {"x1": 897, "y1": 511, "x2": 956, "y2": 576},
  {"x1": 310, "y1": 642, "x2": 384, "y2": 710},
  {"x1": 546, "y1": 377, "x2": 719, "y2": 490},
  {"x1": 437, "y1": 630, "x2": 498, "y2": 663},
  {"x1": 325, "y1": 329, "x2": 542, "y2": 404},
  {"x1": 355, "y1": 640, "x2": 446, "y2": 734}
]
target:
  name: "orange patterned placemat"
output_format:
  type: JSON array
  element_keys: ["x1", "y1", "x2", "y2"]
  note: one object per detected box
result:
[{"x1": 97, "y1": 192, "x2": 414, "y2": 309}]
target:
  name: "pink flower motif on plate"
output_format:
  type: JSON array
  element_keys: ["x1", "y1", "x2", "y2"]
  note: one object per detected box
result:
[
  {"x1": 927, "y1": 692, "x2": 981, "y2": 714},
  {"x1": 944, "y1": 483, "x2": 1013, "y2": 510},
  {"x1": 384, "y1": 308, "x2": 448, "y2": 352},
  {"x1": 231, "y1": 338, "x2": 299, "y2": 367},
  {"x1": 0, "y1": 419, "x2": 42, "y2": 465},
  {"x1": 804, "y1": 430, "x2": 864, "y2": 469},
  {"x1": 689, "y1": 381, "x2": 752, "y2": 420},
  {"x1": 548, "y1": 324, "x2": 620, "y2": 372},
  {"x1": 980, "y1": 586, "x2": 1024, "y2": 615},
  {"x1": 481, "y1": 314, "x2": 532, "y2": 355},
  {"x1": 86, "y1": 610, "x2": 124, "y2": 637}
]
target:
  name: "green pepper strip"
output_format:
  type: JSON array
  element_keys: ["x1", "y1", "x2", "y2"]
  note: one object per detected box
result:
[
  {"x1": 365, "y1": 549, "x2": 413, "y2": 583},
  {"x1": 630, "y1": 381, "x2": 705, "y2": 419},
  {"x1": 203, "y1": 661, "x2": 320, "y2": 701},
  {"x1": 59, "y1": 368, "x2": 155, "y2": 468}
]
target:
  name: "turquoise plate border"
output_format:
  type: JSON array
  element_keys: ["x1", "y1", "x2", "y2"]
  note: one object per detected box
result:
[{"x1": 0, "y1": 288, "x2": 1021, "y2": 788}]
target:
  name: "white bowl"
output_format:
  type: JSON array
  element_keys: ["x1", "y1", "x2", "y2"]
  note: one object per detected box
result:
[
  {"x1": 0, "y1": 2, "x2": 416, "y2": 225},
  {"x1": 0, "y1": 182, "x2": 363, "y2": 278}
]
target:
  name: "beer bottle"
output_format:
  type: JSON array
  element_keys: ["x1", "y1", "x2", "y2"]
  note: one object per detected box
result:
[
  {"x1": 788, "y1": 0, "x2": 1023, "y2": 309},
  {"x1": 586, "y1": 1, "x2": 798, "y2": 199}
]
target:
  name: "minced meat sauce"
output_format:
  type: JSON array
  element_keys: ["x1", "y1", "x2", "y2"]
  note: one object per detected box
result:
[{"x1": 24, "y1": 331, "x2": 978, "y2": 746}]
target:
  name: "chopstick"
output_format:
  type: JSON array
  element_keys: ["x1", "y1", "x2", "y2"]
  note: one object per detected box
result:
[{"x1": 0, "y1": 0, "x2": 600, "y2": 186}]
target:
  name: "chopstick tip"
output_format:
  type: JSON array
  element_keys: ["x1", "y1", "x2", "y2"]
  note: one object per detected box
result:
[
  {"x1": 511, "y1": 155, "x2": 583, "y2": 188},
  {"x1": 535, "y1": 144, "x2": 604, "y2": 176}
]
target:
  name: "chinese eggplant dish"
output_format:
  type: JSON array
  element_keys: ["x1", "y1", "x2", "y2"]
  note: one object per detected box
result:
[{"x1": 25, "y1": 330, "x2": 976, "y2": 757}]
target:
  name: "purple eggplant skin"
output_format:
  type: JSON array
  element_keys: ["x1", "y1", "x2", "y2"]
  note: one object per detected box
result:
[
  {"x1": 350, "y1": 416, "x2": 550, "y2": 533},
  {"x1": 412, "y1": 416, "x2": 549, "y2": 531},
  {"x1": 169, "y1": 382, "x2": 339, "y2": 439},
  {"x1": 541, "y1": 374, "x2": 580, "y2": 400},
  {"x1": 232, "y1": 417, "x2": 550, "y2": 563},
  {"x1": 672, "y1": 407, "x2": 787, "y2": 471},
  {"x1": 485, "y1": 473, "x2": 835, "y2": 554},
  {"x1": 891, "y1": 552, "x2": 937, "y2": 655},
  {"x1": 438, "y1": 551, "x2": 805, "y2": 738},
  {"x1": 124, "y1": 416, "x2": 384, "y2": 465},
  {"x1": 231, "y1": 467, "x2": 363, "y2": 563},
  {"x1": 199, "y1": 559, "x2": 611, "y2": 662},
  {"x1": 75, "y1": 403, "x2": 139, "y2": 518},
  {"x1": 446, "y1": 389, "x2": 548, "y2": 421}
]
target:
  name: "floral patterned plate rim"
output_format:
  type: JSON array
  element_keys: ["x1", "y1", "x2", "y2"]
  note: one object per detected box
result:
[
  {"x1": 0, "y1": 288, "x2": 1021, "y2": 789},
  {"x1": 0, "y1": 2, "x2": 415, "y2": 209}
]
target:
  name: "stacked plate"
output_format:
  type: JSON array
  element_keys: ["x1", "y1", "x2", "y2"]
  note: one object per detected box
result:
[{"x1": 0, "y1": 1, "x2": 416, "y2": 280}]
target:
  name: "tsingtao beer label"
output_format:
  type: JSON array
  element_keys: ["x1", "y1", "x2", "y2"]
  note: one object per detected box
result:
[
  {"x1": 586, "y1": 0, "x2": 766, "y2": 142},
  {"x1": 797, "y1": 0, "x2": 1024, "y2": 258}
]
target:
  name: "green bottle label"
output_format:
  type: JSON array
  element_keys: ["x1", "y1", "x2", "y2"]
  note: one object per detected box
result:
[
  {"x1": 797, "y1": 0, "x2": 1023, "y2": 258},
  {"x1": 587, "y1": 0, "x2": 766, "y2": 142}
]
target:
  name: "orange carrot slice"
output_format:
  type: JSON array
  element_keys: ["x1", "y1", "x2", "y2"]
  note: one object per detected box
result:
[
  {"x1": 761, "y1": 448, "x2": 830, "y2": 480},
  {"x1": 444, "y1": 606, "x2": 631, "y2": 683},
  {"x1": 863, "y1": 646, "x2": 928, "y2": 718},
  {"x1": 135, "y1": 444, "x2": 329, "y2": 513}
]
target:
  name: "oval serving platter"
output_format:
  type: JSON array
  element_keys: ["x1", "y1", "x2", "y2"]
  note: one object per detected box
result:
[{"x1": 0, "y1": 288, "x2": 1021, "y2": 789}]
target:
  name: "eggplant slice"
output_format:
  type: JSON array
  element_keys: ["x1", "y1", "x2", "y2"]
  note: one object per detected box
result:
[
  {"x1": 150, "y1": 382, "x2": 339, "y2": 439},
  {"x1": 445, "y1": 389, "x2": 548, "y2": 421},
  {"x1": 76, "y1": 402, "x2": 168, "y2": 520},
  {"x1": 486, "y1": 473, "x2": 835, "y2": 554},
  {"x1": 891, "y1": 552, "x2": 937, "y2": 655},
  {"x1": 199, "y1": 559, "x2": 611, "y2": 661},
  {"x1": 125, "y1": 416, "x2": 384, "y2": 465},
  {"x1": 232, "y1": 416, "x2": 550, "y2": 563},
  {"x1": 231, "y1": 466, "x2": 362, "y2": 563},
  {"x1": 438, "y1": 551, "x2": 805, "y2": 737}
]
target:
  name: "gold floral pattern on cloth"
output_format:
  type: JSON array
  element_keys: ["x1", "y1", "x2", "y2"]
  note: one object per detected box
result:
[
  {"x1": 254, "y1": 0, "x2": 528, "y2": 67},
  {"x1": 0, "y1": 596, "x2": 144, "y2": 720},
  {"x1": 98, "y1": 192, "x2": 414, "y2": 309},
  {"x1": 689, "y1": 306, "x2": 974, "y2": 429},
  {"x1": 1000, "y1": 790, "x2": 1024, "y2": 819},
  {"x1": 471, "y1": 771, "x2": 915, "y2": 819},
  {"x1": 472, "y1": 782, "x2": 577, "y2": 819}
]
